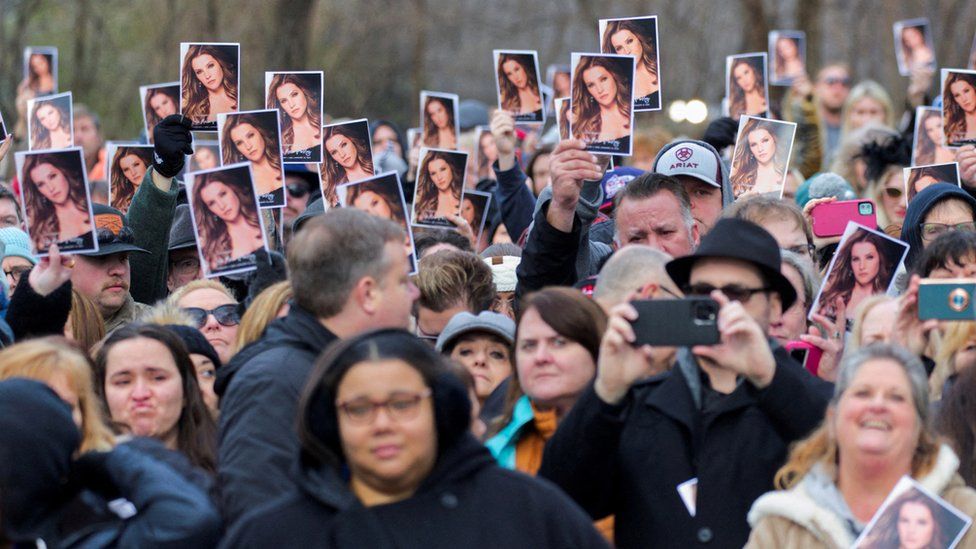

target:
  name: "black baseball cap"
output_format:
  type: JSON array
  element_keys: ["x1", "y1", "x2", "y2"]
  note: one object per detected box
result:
[{"x1": 85, "y1": 203, "x2": 149, "y2": 256}]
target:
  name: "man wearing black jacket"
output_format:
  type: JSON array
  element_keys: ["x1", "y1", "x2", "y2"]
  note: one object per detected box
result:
[
  {"x1": 216, "y1": 208, "x2": 418, "y2": 526},
  {"x1": 539, "y1": 218, "x2": 833, "y2": 549}
]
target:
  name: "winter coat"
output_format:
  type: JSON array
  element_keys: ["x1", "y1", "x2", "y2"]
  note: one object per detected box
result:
[
  {"x1": 220, "y1": 434, "x2": 609, "y2": 549},
  {"x1": 538, "y1": 346, "x2": 832, "y2": 549},
  {"x1": 746, "y1": 445, "x2": 976, "y2": 548},
  {"x1": 216, "y1": 304, "x2": 338, "y2": 527},
  {"x1": 5, "y1": 277, "x2": 71, "y2": 341},
  {"x1": 127, "y1": 168, "x2": 180, "y2": 305},
  {"x1": 492, "y1": 160, "x2": 536, "y2": 244},
  {"x1": 0, "y1": 379, "x2": 220, "y2": 548}
]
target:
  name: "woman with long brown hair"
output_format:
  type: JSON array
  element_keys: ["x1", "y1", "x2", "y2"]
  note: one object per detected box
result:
[
  {"x1": 191, "y1": 169, "x2": 263, "y2": 273},
  {"x1": 731, "y1": 118, "x2": 787, "y2": 198},
  {"x1": 571, "y1": 55, "x2": 632, "y2": 149},
  {"x1": 816, "y1": 229, "x2": 898, "y2": 323},
  {"x1": 265, "y1": 73, "x2": 322, "y2": 161},
  {"x1": 181, "y1": 44, "x2": 238, "y2": 128},
  {"x1": 24, "y1": 51, "x2": 55, "y2": 95},
  {"x1": 143, "y1": 85, "x2": 179, "y2": 144},
  {"x1": 421, "y1": 95, "x2": 457, "y2": 149},
  {"x1": 20, "y1": 151, "x2": 93, "y2": 252},
  {"x1": 29, "y1": 97, "x2": 71, "y2": 150},
  {"x1": 321, "y1": 122, "x2": 374, "y2": 202},
  {"x1": 601, "y1": 19, "x2": 659, "y2": 109},
  {"x1": 496, "y1": 52, "x2": 542, "y2": 119},
  {"x1": 413, "y1": 150, "x2": 463, "y2": 226},
  {"x1": 943, "y1": 71, "x2": 976, "y2": 146},
  {"x1": 728, "y1": 56, "x2": 768, "y2": 120},
  {"x1": 220, "y1": 112, "x2": 284, "y2": 205},
  {"x1": 109, "y1": 146, "x2": 152, "y2": 213},
  {"x1": 914, "y1": 108, "x2": 956, "y2": 165}
]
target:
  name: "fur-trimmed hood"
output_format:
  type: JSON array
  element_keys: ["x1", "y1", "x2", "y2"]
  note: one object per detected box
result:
[{"x1": 747, "y1": 444, "x2": 962, "y2": 548}]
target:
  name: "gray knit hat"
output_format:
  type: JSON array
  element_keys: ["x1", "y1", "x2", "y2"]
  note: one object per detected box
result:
[{"x1": 435, "y1": 311, "x2": 516, "y2": 352}]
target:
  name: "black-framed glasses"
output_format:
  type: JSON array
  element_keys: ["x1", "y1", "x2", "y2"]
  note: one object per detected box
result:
[
  {"x1": 336, "y1": 389, "x2": 432, "y2": 425},
  {"x1": 3, "y1": 265, "x2": 30, "y2": 282},
  {"x1": 683, "y1": 283, "x2": 772, "y2": 303},
  {"x1": 920, "y1": 222, "x2": 976, "y2": 242},
  {"x1": 181, "y1": 304, "x2": 241, "y2": 328}
]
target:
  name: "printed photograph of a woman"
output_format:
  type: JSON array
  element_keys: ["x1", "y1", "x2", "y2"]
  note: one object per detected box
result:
[
  {"x1": 769, "y1": 31, "x2": 805, "y2": 85},
  {"x1": 189, "y1": 142, "x2": 219, "y2": 172},
  {"x1": 180, "y1": 43, "x2": 239, "y2": 131},
  {"x1": 858, "y1": 486, "x2": 970, "y2": 549},
  {"x1": 16, "y1": 148, "x2": 95, "y2": 254},
  {"x1": 22, "y1": 47, "x2": 57, "y2": 96},
  {"x1": 727, "y1": 54, "x2": 769, "y2": 120},
  {"x1": 340, "y1": 172, "x2": 418, "y2": 274},
  {"x1": 420, "y1": 92, "x2": 459, "y2": 149},
  {"x1": 913, "y1": 107, "x2": 956, "y2": 165},
  {"x1": 894, "y1": 19, "x2": 936, "y2": 77},
  {"x1": 570, "y1": 53, "x2": 635, "y2": 155},
  {"x1": 189, "y1": 164, "x2": 267, "y2": 277},
  {"x1": 320, "y1": 119, "x2": 375, "y2": 207},
  {"x1": 218, "y1": 110, "x2": 285, "y2": 208},
  {"x1": 265, "y1": 71, "x2": 323, "y2": 163},
  {"x1": 412, "y1": 148, "x2": 467, "y2": 227},
  {"x1": 942, "y1": 69, "x2": 976, "y2": 147},
  {"x1": 141, "y1": 83, "x2": 179, "y2": 145},
  {"x1": 905, "y1": 163, "x2": 961, "y2": 203},
  {"x1": 729, "y1": 116, "x2": 796, "y2": 198},
  {"x1": 812, "y1": 225, "x2": 907, "y2": 323},
  {"x1": 494, "y1": 51, "x2": 544, "y2": 123},
  {"x1": 28, "y1": 92, "x2": 72, "y2": 151},
  {"x1": 600, "y1": 16, "x2": 661, "y2": 111},
  {"x1": 108, "y1": 145, "x2": 153, "y2": 214}
]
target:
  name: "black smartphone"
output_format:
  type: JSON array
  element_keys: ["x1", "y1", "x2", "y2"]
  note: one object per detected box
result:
[{"x1": 628, "y1": 298, "x2": 721, "y2": 347}]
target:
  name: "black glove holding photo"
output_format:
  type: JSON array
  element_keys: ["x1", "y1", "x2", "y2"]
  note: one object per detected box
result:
[{"x1": 153, "y1": 114, "x2": 194, "y2": 178}]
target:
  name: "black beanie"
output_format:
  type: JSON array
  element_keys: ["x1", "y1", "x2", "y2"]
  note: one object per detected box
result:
[{"x1": 166, "y1": 324, "x2": 223, "y2": 369}]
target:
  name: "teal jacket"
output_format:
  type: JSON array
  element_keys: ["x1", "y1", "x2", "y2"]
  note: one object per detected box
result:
[{"x1": 484, "y1": 395, "x2": 534, "y2": 470}]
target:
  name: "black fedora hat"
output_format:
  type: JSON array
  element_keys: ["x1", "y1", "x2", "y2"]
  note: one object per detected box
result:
[{"x1": 666, "y1": 218, "x2": 797, "y2": 310}]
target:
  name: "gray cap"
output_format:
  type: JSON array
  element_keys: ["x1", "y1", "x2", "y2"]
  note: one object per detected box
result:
[
  {"x1": 435, "y1": 311, "x2": 516, "y2": 352},
  {"x1": 652, "y1": 141, "x2": 722, "y2": 187},
  {"x1": 168, "y1": 204, "x2": 196, "y2": 251}
]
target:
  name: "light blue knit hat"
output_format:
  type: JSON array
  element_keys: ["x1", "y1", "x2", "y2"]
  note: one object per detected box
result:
[{"x1": 0, "y1": 227, "x2": 37, "y2": 265}]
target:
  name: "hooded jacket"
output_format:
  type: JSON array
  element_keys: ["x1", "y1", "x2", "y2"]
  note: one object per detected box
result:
[
  {"x1": 651, "y1": 139, "x2": 735, "y2": 212},
  {"x1": 900, "y1": 182, "x2": 976, "y2": 270},
  {"x1": 216, "y1": 304, "x2": 338, "y2": 527},
  {"x1": 746, "y1": 445, "x2": 976, "y2": 548}
]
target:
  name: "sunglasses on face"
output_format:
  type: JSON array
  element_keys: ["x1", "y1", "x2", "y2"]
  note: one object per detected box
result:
[
  {"x1": 182, "y1": 304, "x2": 241, "y2": 328},
  {"x1": 883, "y1": 187, "x2": 903, "y2": 199},
  {"x1": 683, "y1": 283, "x2": 772, "y2": 303},
  {"x1": 286, "y1": 184, "x2": 310, "y2": 199},
  {"x1": 822, "y1": 76, "x2": 851, "y2": 87}
]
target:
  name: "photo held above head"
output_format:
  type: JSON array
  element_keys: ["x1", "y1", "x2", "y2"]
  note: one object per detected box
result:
[
  {"x1": 494, "y1": 50, "x2": 545, "y2": 123},
  {"x1": 419, "y1": 91, "x2": 460, "y2": 150},
  {"x1": 217, "y1": 109, "x2": 285, "y2": 208},
  {"x1": 265, "y1": 71, "x2": 323, "y2": 162},
  {"x1": 412, "y1": 147, "x2": 468, "y2": 228},
  {"x1": 726, "y1": 53, "x2": 769, "y2": 120},
  {"x1": 599, "y1": 15, "x2": 662, "y2": 111},
  {"x1": 320, "y1": 118, "x2": 375, "y2": 205},
  {"x1": 570, "y1": 52, "x2": 636, "y2": 155},
  {"x1": 180, "y1": 42, "x2": 240, "y2": 131}
]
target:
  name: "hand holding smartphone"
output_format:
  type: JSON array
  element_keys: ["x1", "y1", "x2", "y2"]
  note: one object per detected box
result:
[
  {"x1": 810, "y1": 199, "x2": 877, "y2": 238},
  {"x1": 628, "y1": 298, "x2": 721, "y2": 347}
]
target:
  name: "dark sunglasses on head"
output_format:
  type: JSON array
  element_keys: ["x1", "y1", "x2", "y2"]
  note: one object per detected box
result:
[
  {"x1": 286, "y1": 183, "x2": 310, "y2": 198},
  {"x1": 182, "y1": 304, "x2": 241, "y2": 328}
]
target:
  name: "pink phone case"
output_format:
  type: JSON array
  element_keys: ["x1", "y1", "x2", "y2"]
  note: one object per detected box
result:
[{"x1": 810, "y1": 200, "x2": 877, "y2": 238}]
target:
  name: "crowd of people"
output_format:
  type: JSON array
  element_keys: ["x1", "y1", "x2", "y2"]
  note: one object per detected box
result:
[{"x1": 2, "y1": 17, "x2": 976, "y2": 549}]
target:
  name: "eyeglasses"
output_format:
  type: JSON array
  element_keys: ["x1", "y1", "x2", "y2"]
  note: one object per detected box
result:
[
  {"x1": 920, "y1": 222, "x2": 976, "y2": 242},
  {"x1": 181, "y1": 304, "x2": 241, "y2": 328},
  {"x1": 169, "y1": 257, "x2": 201, "y2": 276},
  {"x1": 683, "y1": 283, "x2": 772, "y2": 303},
  {"x1": 336, "y1": 389, "x2": 432, "y2": 425},
  {"x1": 821, "y1": 76, "x2": 852, "y2": 87},
  {"x1": 784, "y1": 243, "x2": 817, "y2": 258},
  {"x1": 3, "y1": 266, "x2": 30, "y2": 282},
  {"x1": 883, "y1": 187, "x2": 903, "y2": 199},
  {"x1": 286, "y1": 183, "x2": 309, "y2": 198}
]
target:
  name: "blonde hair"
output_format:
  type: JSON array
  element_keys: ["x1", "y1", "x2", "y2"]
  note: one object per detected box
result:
[
  {"x1": 848, "y1": 295, "x2": 897, "y2": 351},
  {"x1": 167, "y1": 279, "x2": 236, "y2": 307},
  {"x1": 932, "y1": 321, "x2": 976, "y2": 401},
  {"x1": 139, "y1": 300, "x2": 196, "y2": 326},
  {"x1": 234, "y1": 281, "x2": 292, "y2": 353},
  {"x1": 868, "y1": 164, "x2": 905, "y2": 233},
  {"x1": 840, "y1": 81, "x2": 895, "y2": 138},
  {"x1": 68, "y1": 289, "x2": 106, "y2": 354},
  {"x1": 0, "y1": 337, "x2": 115, "y2": 452}
]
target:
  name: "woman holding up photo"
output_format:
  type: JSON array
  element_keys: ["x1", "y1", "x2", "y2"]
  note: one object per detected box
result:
[
  {"x1": 266, "y1": 74, "x2": 321, "y2": 158},
  {"x1": 414, "y1": 151, "x2": 462, "y2": 224},
  {"x1": 144, "y1": 87, "x2": 179, "y2": 144},
  {"x1": 181, "y1": 45, "x2": 238, "y2": 126},
  {"x1": 192, "y1": 170, "x2": 263, "y2": 272},
  {"x1": 422, "y1": 96, "x2": 457, "y2": 149},
  {"x1": 729, "y1": 57, "x2": 768, "y2": 119},
  {"x1": 221, "y1": 114, "x2": 283, "y2": 203},
  {"x1": 110, "y1": 147, "x2": 152, "y2": 213},
  {"x1": 731, "y1": 119, "x2": 786, "y2": 197},
  {"x1": 816, "y1": 229, "x2": 896, "y2": 322},
  {"x1": 572, "y1": 56, "x2": 632, "y2": 147},
  {"x1": 30, "y1": 100, "x2": 71, "y2": 150},
  {"x1": 602, "y1": 20, "x2": 659, "y2": 108},
  {"x1": 944, "y1": 72, "x2": 976, "y2": 146},
  {"x1": 497, "y1": 53, "x2": 542, "y2": 118},
  {"x1": 22, "y1": 153, "x2": 92, "y2": 251}
]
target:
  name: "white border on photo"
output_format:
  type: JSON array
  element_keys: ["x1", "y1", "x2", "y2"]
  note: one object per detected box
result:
[
  {"x1": 493, "y1": 50, "x2": 546, "y2": 124},
  {"x1": 139, "y1": 82, "x2": 180, "y2": 145},
  {"x1": 14, "y1": 146, "x2": 98, "y2": 257},
  {"x1": 569, "y1": 52, "x2": 636, "y2": 156},
  {"x1": 893, "y1": 17, "x2": 936, "y2": 77},
  {"x1": 105, "y1": 142, "x2": 151, "y2": 209},
  {"x1": 336, "y1": 171, "x2": 418, "y2": 275},
  {"x1": 319, "y1": 118, "x2": 375, "y2": 208},
  {"x1": 904, "y1": 161, "x2": 962, "y2": 204},
  {"x1": 419, "y1": 91, "x2": 461, "y2": 150},
  {"x1": 217, "y1": 109, "x2": 286, "y2": 209},
  {"x1": 411, "y1": 146, "x2": 469, "y2": 228},
  {"x1": 184, "y1": 161, "x2": 268, "y2": 278},
  {"x1": 23, "y1": 46, "x2": 58, "y2": 95},
  {"x1": 941, "y1": 68, "x2": 976, "y2": 148},
  {"x1": 853, "y1": 476, "x2": 973, "y2": 549},
  {"x1": 598, "y1": 15, "x2": 663, "y2": 111},
  {"x1": 462, "y1": 189, "x2": 493, "y2": 244},
  {"x1": 264, "y1": 70, "x2": 325, "y2": 163},
  {"x1": 727, "y1": 115, "x2": 797, "y2": 200},
  {"x1": 187, "y1": 140, "x2": 220, "y2": 173},
  {"x1": 767, "y1": 30, "x2": 806, "y2": 86},
  {"x1": 27, "y1": 91, "x2": 73, "y2": 152},
  {"x1": 180, "y1": 42, "x2": 241, "y2": 132},
  {"x1": 809, "y1": 221, "x2": 910, "y2": 324},
  {"x1": 725, "y1": 53, "x2": 770, "y2": 120}
]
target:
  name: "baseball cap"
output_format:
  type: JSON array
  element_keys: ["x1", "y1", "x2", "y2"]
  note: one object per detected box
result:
[
  {"x1": 435, "y1": 311, "x2": 516, "y2": 352},
  {"x1": 85, "y1": 203, "x2": 148, "y2": 256},
  {"x1": 599, "y1": 166, "x2": 645, "y2": 213},
  {"x1": 653, "y1": 141, "x2": 722, "y2": 188}
]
